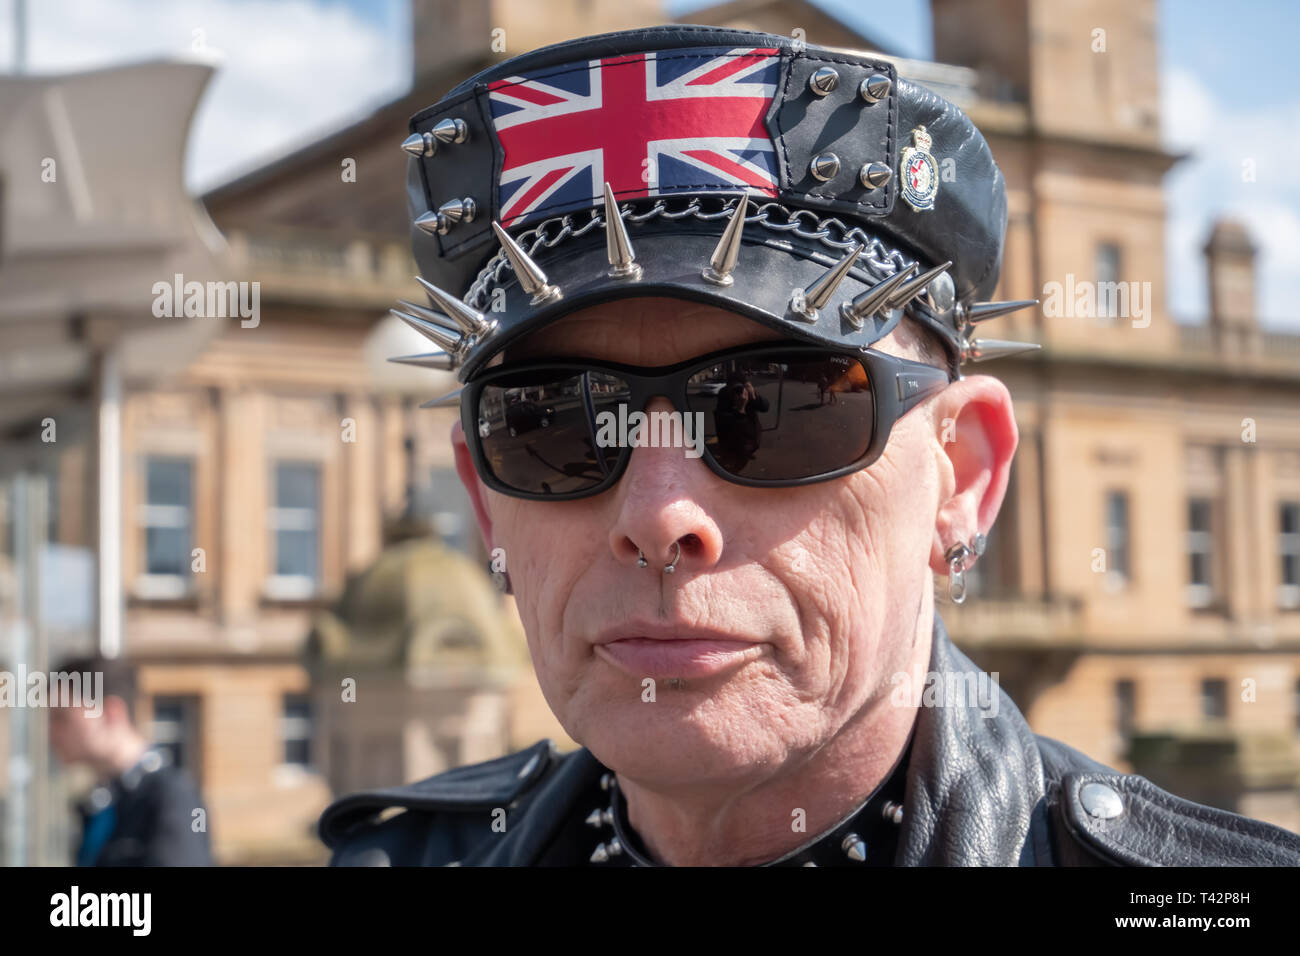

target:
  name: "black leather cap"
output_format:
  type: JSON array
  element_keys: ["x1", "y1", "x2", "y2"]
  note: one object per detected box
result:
[{"x1": 397, "y1": 24, "x2": 1020, "y2": 381}]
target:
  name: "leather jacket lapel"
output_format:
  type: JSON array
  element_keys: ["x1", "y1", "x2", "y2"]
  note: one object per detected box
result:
[{"x1": 895, "y1": 612, "x2": 1055, "y2": 865}]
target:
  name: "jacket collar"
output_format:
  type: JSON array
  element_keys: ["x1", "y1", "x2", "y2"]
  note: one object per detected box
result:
[{"x1": 896, "y1": 612, "x2": 1053, "y2": 865}]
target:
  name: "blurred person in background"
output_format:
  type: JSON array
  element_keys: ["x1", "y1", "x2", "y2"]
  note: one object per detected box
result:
[{"x1": 49, "y1": 656, "x2": 212, "y2": 866}]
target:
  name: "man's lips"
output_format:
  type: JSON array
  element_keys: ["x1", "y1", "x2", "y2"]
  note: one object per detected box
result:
[{"x1": 592, "y1": 626, "x2": 767, "y2": 681}]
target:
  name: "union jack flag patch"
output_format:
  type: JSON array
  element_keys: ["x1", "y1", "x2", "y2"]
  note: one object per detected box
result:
[{"x1": 487, "y1": 47, "x2": 782, "y2": 227}]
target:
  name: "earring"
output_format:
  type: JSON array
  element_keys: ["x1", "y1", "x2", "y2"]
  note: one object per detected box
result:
[
  {"x1": 487, "y1": 561, "x2": 513, "y2": 595},
  {"x1": 944, "y1": 532, "x2": 986, "y2": 604},
  {"x1": 636, "y1": 549, "x2": 648, "y2": 568}
]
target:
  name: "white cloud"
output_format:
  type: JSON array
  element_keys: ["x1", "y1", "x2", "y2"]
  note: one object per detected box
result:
[
  {"x1": 1161, "y1": 65, "x2": 1300, "y2": 328},
  {"x1": 4, "y1": 0, "x2": 410, "y2": 191}
]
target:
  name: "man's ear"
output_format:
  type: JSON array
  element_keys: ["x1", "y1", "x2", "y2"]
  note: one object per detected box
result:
[
  {"x1": 452, "y1": 420, "x2": 496, "y2": 551},
  {"x1": 927, "y1": 374, "x2": 1018, "y2": 575}
]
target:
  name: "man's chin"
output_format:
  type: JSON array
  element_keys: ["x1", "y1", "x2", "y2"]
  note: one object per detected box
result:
[{"x1": 570, "y1": 690, "x2": 787, "y2": 788}]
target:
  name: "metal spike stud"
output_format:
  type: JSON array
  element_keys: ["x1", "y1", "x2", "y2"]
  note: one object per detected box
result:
[
  {"x1": 414, "y1": 211, "x2": 444, "y2": 236},
  {"x1": 809, "y1": 66, "x2": 839, "y2": 96},
  {"x1": 965, "y1": 338, "x2": 1043, "y2": 363},
  {"x1": 432, "y1": 117, "x2": 469, "y2": 145},
  {"x1": 602, "y1": 182, "x2": 642, "y2": 280},
  {"x1": 887, "y1": 260, "x2": 953, "y2": 310},
  {"x1": 492, "y1": 221, "x2": 561, "y2": 305},
  {"x1": 387, "y1": 352, "x2": 454, "y2": 371},
  {"x1": 839, "y1": 264, "x2": 918, "y2": 330},
  {"x1": 841, "y1": 833, "x2": 868, "y2": 862},
  {"x1": 810, "y1": 152, "x2": 841, "y2": 182},
  {"x1": 414, "y1": 275, "x2": 495, "y2": 337},
  {"x1": 590, "y1": 842, "x2": 611, "y2": 863},
  {"x1": 401, "y1": 132, "x2": 431, "y2": 157},
  {"x1": 391, "y1": 308, "x2": 463, "y2": 356},
  {"x1": 437, "y1": 197, "x2": 477, "y2": 227},
  {"x1": 859, "y1": 162, "x2": 892, "y2": 190},
  {"x1": 600, "y1": 773, "x2": 616, "y2": 791},
  {"x1": 793, "y1": 242, "x2": 864, "y2": 321},
  {"x1": 859, "y1": 74, "x2": 891, "y2": 104},
  {"x1": 702, "y1": 195, "x2": 748, "y2": 286},
  {"x1": 585, "y1": 808, "x2": 605, "y2": 828},
  {"x1": 419, "y1": 388, "x2": 464, "y2": 409},
  {"x1": 396, "y1": 298, "x2": 460, "y2": 332},
  {"x1": 963, "y1": 299, "x2": 1040, "y2": 325}
]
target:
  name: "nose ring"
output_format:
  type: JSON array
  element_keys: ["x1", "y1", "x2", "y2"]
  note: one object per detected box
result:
[
  {"x1": 636, "y1": 542, "x2": 682, "y2": 573},
  {"x1": 663, "y1": 541, "x2": 681, "y2": 574}
]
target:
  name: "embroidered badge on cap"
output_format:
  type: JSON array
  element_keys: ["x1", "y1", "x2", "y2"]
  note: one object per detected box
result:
[
  {"x1": 899, "y1": 125, "x2": 938, "y2": 212},
  {"x1": 487, "y1": 47, "x2": 782, "y2": 226}
]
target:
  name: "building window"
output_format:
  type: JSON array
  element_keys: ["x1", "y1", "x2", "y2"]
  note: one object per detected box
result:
[
  {"x1": 1187, "y1": 497, "x2": 1217, "y2": 608},
  {"x1": 138, "y1": 457, "x2": 193, "y2": 598},
  {"x1": 150, "y1": 695, "x2": 199, "y2": 772},
  {"x1": 1281, "y1": 502, "x2": 1300, "y2": 609},
  {"x1": 266, "y1": 461, "x2": 320, "y2": 599},
  {"x1": 1201, "y1": 679, "x2": 1227, "y2": 721},
  {"x1": 1115, "y1": 680, "x2": 1136, "y2": 737},
  {"x1": 281, "y1": 694, "x2": 313, "y2": 768},
  {"x1": 1095, "y1": 242, "x2": 1123, "y2": 322},
  {"x1": 1104, "y1": 490, "x2": 1130, "y2": 589}
]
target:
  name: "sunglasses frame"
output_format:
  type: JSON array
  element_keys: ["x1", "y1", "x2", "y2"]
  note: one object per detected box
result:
[{"x1": 460, "y1": 340, "x2": 954, "y2": 501}]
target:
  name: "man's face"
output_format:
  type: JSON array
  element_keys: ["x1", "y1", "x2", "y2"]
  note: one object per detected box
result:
[
  {"x1": 49, "y1": 704, "x2": 109, "y2": 766},
  {"x1": 457, "y1": 297, "x2": 947, "y2": 788}
]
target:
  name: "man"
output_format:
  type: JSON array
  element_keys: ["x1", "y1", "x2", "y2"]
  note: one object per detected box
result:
[
  {"x1": 50, "y1": 656, "x2": 213, "y2": 866},
  {"x1": 318, "y1": 26, "x2": 1300, "y2": 865}
]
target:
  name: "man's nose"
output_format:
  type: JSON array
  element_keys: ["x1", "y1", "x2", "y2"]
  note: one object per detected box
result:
[{"x1": 606, "y1": 398, "x2": 724, "y2": 574}]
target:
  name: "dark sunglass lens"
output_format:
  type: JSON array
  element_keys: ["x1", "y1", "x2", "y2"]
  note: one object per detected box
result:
[
  {"x1": 476, "y1": 370, "x2": 629, "y2": 496},
  {"x1": 686, "y1": 352, "x2": 874, "y2": 480}
]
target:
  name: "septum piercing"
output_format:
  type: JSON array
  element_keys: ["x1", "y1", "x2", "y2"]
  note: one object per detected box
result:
[
  {"x1": 664, "y1": 541, "x2": 681, "y2": 574},
  {"x1": 636, "y1": 542, "x2": 682, "y2": 573}
]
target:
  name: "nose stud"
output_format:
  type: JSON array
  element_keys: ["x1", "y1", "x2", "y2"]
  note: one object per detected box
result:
[{"x1": 636, "y1": 550, "x2": 648, "y2": 568}]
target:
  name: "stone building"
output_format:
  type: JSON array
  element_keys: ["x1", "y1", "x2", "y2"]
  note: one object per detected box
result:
[{"x1": 3, "y1": 0, "x2": 1296, "y2": 865}]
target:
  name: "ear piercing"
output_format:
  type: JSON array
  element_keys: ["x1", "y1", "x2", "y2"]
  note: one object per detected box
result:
[
  {"x1": 944, "y1": 532, "x2": 986, "y2": 604},
  {"x1": 636, "y1": 541, "x2": 682, "y2": 573}
]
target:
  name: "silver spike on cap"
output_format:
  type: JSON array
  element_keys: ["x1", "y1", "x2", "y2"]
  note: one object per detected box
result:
[
  {"x1": 602, "y1": 182, "x2": 642, "y2": 280},
  {"x1": 859, "y1": 162, "x2": 892, "y2": 190},
  {"x1": 391, "y1": 307, "x2": 463, "y2": 356},
  {"x1": 437, "y1": 197, "x2": 476, "y2": 227},
  {"x1": 492, "y1": 221, "x2": 561, "y2": 305},
  {"x1": 810, "y1": 152, "x2": 840, "y2": 182},
  {"x1": 792, "y1": 242, "x2": 864, "y2": 321},
  {"x1": 414, "y1": 275, "x2": 495, "y2": 337},
  {"x1": 388, "y1": 352, "x2": 454, "y2": 370},
  {"x1": 859, "y1": 74, "x2": 891, "y2": 104},
  {"x1": 808, "y1": 66, "x2": 839, "y2": 96},
  {"x1": 432, "y1": 117, "x2": 468, "y2": 145},
  {"x1": 839, "y1": 264, "x2": 918, "y2": 330},
  {"x1": 964, "y1": 338, "x2": 1043, "y2": 363},
  {"x1": 419, "y1": 388, "x2": 464, "y2": 409},
  {"x1": 414, "y1": 211, "x2": 444, "y2": 236},
  {"x1": 887, "y1": 260, "x2": 953, "y2": 310},
  {"x1": 401, "y1": 132, "x2": 431, "y2": 157},
  {"x1": 963, "y1": 299, "x2": 1040, "y2": 324},
  {"x1": 400, "y1": 119, "x2": 467, "y2": 159},
  {"x1": 702, "y1": 194, "x2": 748, "y2": 286},
  {"x1": 841, "y1": 833, "x2": 868, "y2": 862}
]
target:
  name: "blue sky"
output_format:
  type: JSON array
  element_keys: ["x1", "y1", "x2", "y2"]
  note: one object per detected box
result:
[{"x1": 2, "y1": 0, "x2": 1296, "y2": 327}]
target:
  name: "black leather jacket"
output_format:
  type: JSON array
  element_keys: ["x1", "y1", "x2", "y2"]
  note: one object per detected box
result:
[{"x1": 319, "y1": 614, "x2": 1300, "y2": 865}]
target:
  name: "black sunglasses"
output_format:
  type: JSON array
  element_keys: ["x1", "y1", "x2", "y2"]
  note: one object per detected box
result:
[{"x1": 459, "y1": 341, "x2": 952, "y2": 501}]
